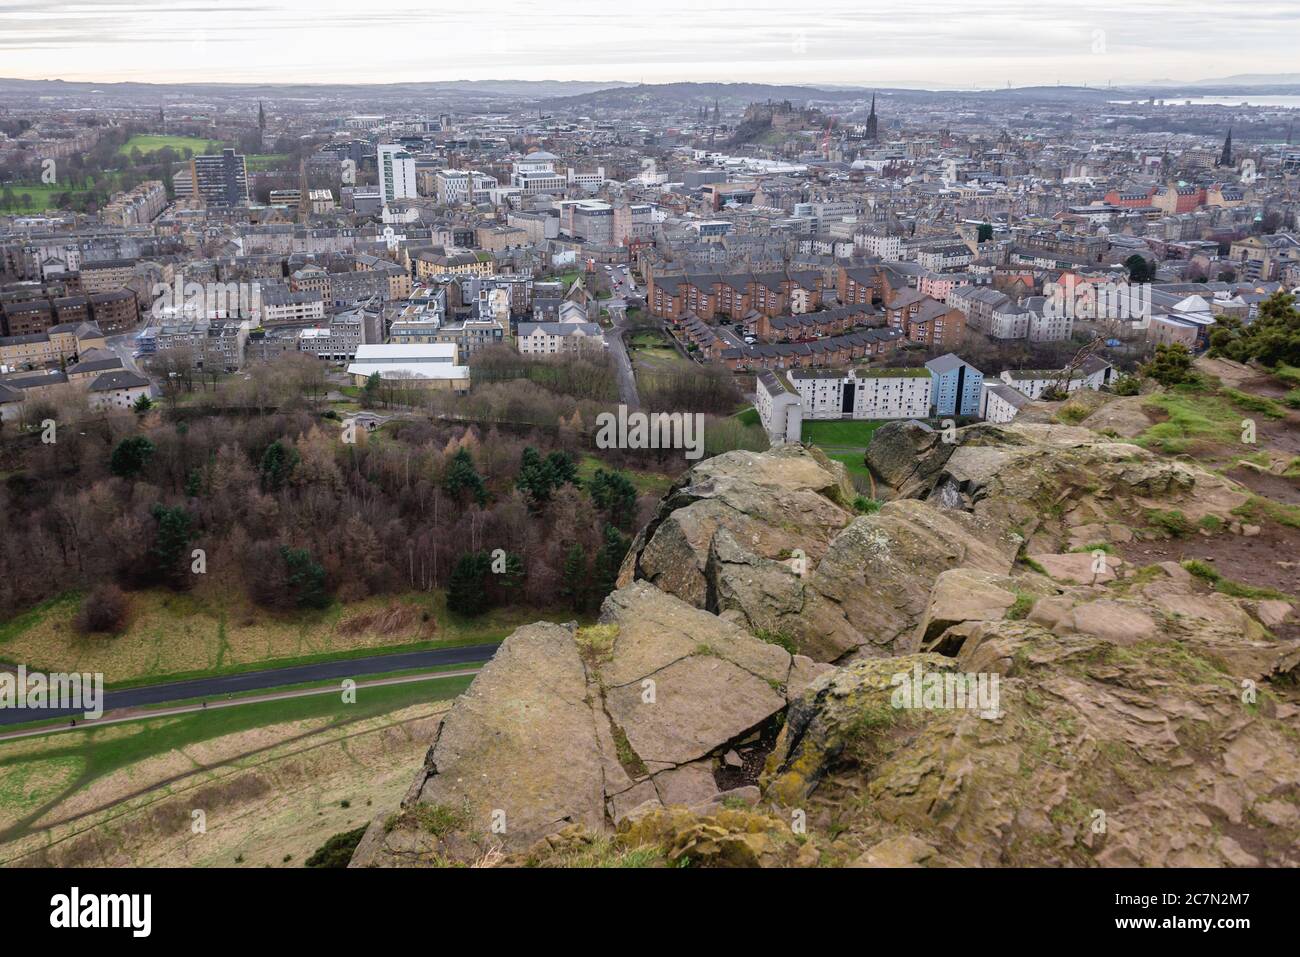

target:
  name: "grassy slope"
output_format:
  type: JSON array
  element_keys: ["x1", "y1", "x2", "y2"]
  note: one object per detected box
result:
[
  {"x1": 0, "y1": 675, "x2": 472, "y2": 862},
  {"x1": 1137, "y1": 379, "x2": 1289, "y2": 456},
  {"x1": 576, "y1": 454, "x2": 676, "y2": 497},
  {"x1": 0, "y1": 588, "x2": 561, "y2": 685}
]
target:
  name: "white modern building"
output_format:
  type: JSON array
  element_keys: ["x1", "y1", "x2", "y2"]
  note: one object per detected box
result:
[
  {"x1": 998, "y1": 357, "x2": 1114, "y2": 401},
  {"x1": 377, "y1": 145, "x2": 418, "y2": 205},
  {"x1": 435, "y1": 169, "x2": 498, "y2": 205},
  {"x1": 511, "y1": 151, "x2": 567, "y2": 195},
  {"x1": 788, "y1": 367, "x2": 932, "y2": 420},
  {"x1": 980, "y1": 382, "x2": 1031, "y2": 423},
  {"x1": 346, "y1": 342, "x2": 468, "y2": 390},
  {"x1": 755, "y1": 370, "x2": 803, "y2": 444}
]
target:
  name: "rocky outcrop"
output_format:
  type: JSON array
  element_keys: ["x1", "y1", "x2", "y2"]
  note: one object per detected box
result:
[
  {"x1": 761, "y1": 562, "x2": 1300, "y2": 866},
  {"x1": 354, "y1": 422, "x2": 1300, "y2": 868},
  {"x1": 351, "y1": 583, "x2": 803, "y2": 865}
]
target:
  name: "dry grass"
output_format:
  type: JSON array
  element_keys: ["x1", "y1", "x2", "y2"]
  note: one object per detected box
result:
[
  {"x1": 0, "y1": 587, "x2": 533, "y2": 684},
  {"x1": 0, "y1": 699, "x2": 455, "y2": 868}
]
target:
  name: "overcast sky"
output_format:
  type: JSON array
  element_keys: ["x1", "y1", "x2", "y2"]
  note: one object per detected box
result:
[{"x1": 2, "y1": 0, "x2": 1298, "y2": 88}]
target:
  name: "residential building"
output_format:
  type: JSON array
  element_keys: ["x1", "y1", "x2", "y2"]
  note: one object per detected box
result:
[
  {"x1": 191, "y1": 149, "x2": 250, "y2": 207},
  {"x1": 516, "y1": 321, "x2": 604, "y2": 355},
  {"x1": 925, "y1": 353, "x2": 983, "y2": 417},
  {"x1": 755, "y1": 369, "x2": 803, "y2": 444},
  {"x1": 789, "y1": 366, "x2": 932, "y2": 421},
  {"x1": 377, "y1": 144, "x2": 417, "y2": 205}
]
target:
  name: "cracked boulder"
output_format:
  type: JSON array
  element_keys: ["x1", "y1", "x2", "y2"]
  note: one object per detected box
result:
[{"x1": 352, "y1": 583, "x2": 797, "y2": 865}]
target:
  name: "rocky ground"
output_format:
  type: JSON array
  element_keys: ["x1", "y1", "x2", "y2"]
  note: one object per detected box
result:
[{"x1": 351, "y1": 392, "x2": 1300, "y2": 868}]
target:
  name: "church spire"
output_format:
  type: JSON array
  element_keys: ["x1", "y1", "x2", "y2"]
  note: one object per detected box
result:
[{"x1": 1219, "y1": 127, "x2": 1233, "y2": 168}]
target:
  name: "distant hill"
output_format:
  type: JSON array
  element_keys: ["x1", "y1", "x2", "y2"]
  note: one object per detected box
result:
[
  {"x1": 539, "y1": 81, "x2": 883, "y2": 111},
  {"x1": 0, "y1": 77, "x2": 633, "y2": 104}
]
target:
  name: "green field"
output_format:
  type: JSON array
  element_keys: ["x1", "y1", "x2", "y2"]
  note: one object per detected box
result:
[
  {"x1": 801, "y1": 419, "x2": 887, "y2": 448},
  {"x1": 118, "y1": 134, "x2": 223, "y2": 158},
  {"x1": 246, "y1": 153, "x2": 291, "y2": 171},
  {"x1": 0, "y1": 673, "x2": 473, "y2": 848},
  {"x1": 734, "y1": 407, "x2": 761, "y2": 427},
  {"x1": 824, "y1": 451, "x2": 872, "y2": 481},
  {"x1": 0, "y1": 183, "x2": 92, "y2": 214}
]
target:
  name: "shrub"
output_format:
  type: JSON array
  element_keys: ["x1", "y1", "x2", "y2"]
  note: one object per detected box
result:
[
  {"x1": 305, "y1": 826, "x2": 368, "y2": 868},
  {"x1": 853, "y1": 495, "x2": 882, "y2": 514},
  {"x1": 1111, "y1": 374, "x2": 1141, "y2": 396},
  {"x1": 1146, "y1": 508, "x2": 1193, "y2": 537},
  {"x1": 1140, "y1": 345, "x2": 1196, "y2": 387},
  {"x1": 75, "y1": 584, "x2": 129, "y2": 634},
  {"x1": 755, "y1": 629, "x2": 798, "y2": 654}
]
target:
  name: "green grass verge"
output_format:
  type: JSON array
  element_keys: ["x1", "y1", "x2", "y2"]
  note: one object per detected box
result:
[
  {"x1": 801, "y1": 419, "x2": 887, "y2": 448},
  {"x1": 0, "y1": 664, "x2": 479, "y2": 736},
  {"x1": 118, "y1": 134, "x2": 222, "y2": 157}
]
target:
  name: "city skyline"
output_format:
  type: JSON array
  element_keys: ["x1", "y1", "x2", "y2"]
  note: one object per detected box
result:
[{"x1": 3, "y1": 0, "x2": 1300, "y2": 89}]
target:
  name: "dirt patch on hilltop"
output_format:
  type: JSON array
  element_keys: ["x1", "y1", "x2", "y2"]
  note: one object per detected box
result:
[
  {"x1": 1119, "y1": 525, "x2": 1300, "y2": 600},
  {"x1": 1226, "y1": 467, "x2": 1300, "y2": 505},
  {"x1": 1256, "y1": 413, "x2": 1300, "y2": 457}
]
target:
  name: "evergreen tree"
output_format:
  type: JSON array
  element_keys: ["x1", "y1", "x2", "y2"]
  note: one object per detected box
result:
[
  {"x1": 545, "y1": 450, "x2": 580, "y2": 488},
  {"x1": 110, "y1": 436, "x2": 155, "y2": 478},
  {"x1": 592, "y1": 524, "x2": 630, "y2": 604},
  {"x1": 515, "y1": 446, "x2": 553, "y2": 505},
  {"x1": 281, "y1": 546, "x2": 328, "y2": 609},
  {"x1": 559, "y1": 542, "x2": 588, "y2": 612},
  {"x1": 259, "y1": 440, "x2": 299, "y2": 492},
  {"x1": 444, "y1": 448, "x2": 488, "y2": 506},
  {"x1": 489, "y1": 550, "x2": 526, "y2": 603},
  {"x1": 589, "y1": 468, "x2": 638, "y2": 529},
  {"x1": 517, "y1": 447, "x2": 580, "y2": 509},
  {"x1": 1141, "y1": 344, "x2": 1196, "y2": 387},
  {"x1": 447, "y1": 551, "x2": 491, "y2": 616},
  {"x1": 1125, "y1": 254, "x2": 1154, "y2": 284},
  {"x1": 1208, "y1": 291, "x2": 1300, "y2": 367},
  {"x1": 148, "y1": 504, "x2": 194, "y2": 586}
]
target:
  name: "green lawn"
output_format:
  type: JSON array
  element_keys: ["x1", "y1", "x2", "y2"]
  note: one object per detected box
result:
[
  {"x1": 734, "y1": 407, "x2": 760, "y2": 427},
  {"x1": 118, "y1": 134, "x2": 222, "y2": 158},
  {"x1": 801, "y1": 419, "x2": 887, "y2": 448},
  {"x1": 246, "y1": 153, "x2": 291, "y2": 171},
  {"x1": 0, "y1": 183, "x2": 92, "y2": 214},
  {"x1": 824, "y1": 451, "x2": 872, "y2": 481}
]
